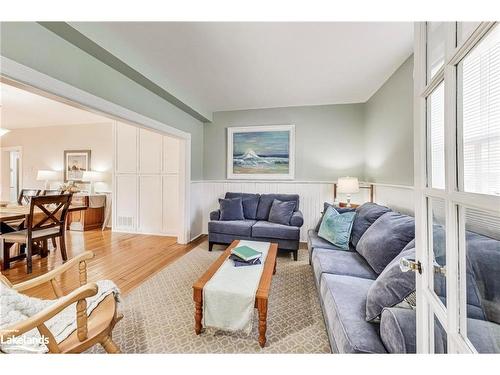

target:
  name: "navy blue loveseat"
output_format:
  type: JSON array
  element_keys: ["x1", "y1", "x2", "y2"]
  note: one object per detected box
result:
[{"x1": 208, "y1": 192, "x2": 304, "y2": 260}]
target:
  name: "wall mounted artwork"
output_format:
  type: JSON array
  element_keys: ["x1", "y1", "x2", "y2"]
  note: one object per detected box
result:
[{"x1": 227, "y1": 125, "x2": 295, "y2": 180}]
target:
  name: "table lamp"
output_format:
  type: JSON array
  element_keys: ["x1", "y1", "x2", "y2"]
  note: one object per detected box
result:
[
  {"x1": 337, "y1": 176, "x2": 360, "y2": 208},
  {"x1": 82, "y1": 171, "x2": 105, "y2": 194},
  {"x1": 37, "y1": 170, "x2": 59, "y2": 190}
]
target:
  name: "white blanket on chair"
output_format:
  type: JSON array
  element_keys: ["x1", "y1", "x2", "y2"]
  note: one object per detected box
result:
[{"x1": 0, "y1": 279, "x2": 120, "y2": 353}]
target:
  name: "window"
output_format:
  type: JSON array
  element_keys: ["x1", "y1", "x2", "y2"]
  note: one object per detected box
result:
[
  {"x1": 458, "y1": 26, "x2": 500, "y2": 196},
  {"x1": 428, "y1": 82, "x2": 445, "y2": 189},
  {"x1": 427, "y1": 22, "x2": 446, "y2": 81},
  {"x1": 429, "y1": 197, "x2": 447, "y2": 306},
  {"x1": 457, "y1": 22, "x2": 481, "y2": 45},
  {"x1": 461, "y1": 207, "x2": 500, "y2": 352}
]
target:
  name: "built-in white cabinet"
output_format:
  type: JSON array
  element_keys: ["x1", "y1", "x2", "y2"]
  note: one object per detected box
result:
[
  {"x1": 163, "y1": 136, "x2": 180, "y2": 174},
  {"x1": 139, "y1": 175, "x2": 163, "y2": 233},
  {"x1": 139, "y1": 128, "x2": 162, "y2": 174},
  {"x1": 163, "y1": 175, "x2": 179, "y2": 235},
  {"x1": 113, "y1": 122, "x2": 180, "y2": 237},
  {"x1": 115, "y1": 174, "x2": 137, "y2": 230},
  {"x1": 115, "y1": 123, "x2": 137, "y2": 173}
]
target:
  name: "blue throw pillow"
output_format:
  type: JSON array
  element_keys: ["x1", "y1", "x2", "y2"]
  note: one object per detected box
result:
[
  {"x1": 218, "y1": 197, "x2": 245, "y2": 221},
  {"x1": 317, "y1": 206, "x2": 356, "y2": 250},
  {"x1": 268, "y1": 199, "x2": 296, "y2": 226}
]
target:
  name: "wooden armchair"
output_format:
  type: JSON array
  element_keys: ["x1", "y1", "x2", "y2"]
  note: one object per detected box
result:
[{"x1": 0, "y1": 251, "x2": 122, "y2": 353}]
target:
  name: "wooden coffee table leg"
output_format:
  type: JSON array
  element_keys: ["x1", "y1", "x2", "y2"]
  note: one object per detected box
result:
[
  {"x1": 194, "y1": 289, "x2": 203, "y2": 334},
  {"x1": 257, "y1": 298, "x2": 268, "y2": 348}
]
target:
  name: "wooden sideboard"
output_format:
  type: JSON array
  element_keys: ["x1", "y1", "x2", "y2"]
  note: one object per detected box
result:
[{"x1": 67, "y1": 195, "x2": 105, "y2": 231}]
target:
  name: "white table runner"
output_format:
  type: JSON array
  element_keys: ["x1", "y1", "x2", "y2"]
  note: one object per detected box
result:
[{"x1": 203, "y1": 240, "x2": 270, "y2": 334}]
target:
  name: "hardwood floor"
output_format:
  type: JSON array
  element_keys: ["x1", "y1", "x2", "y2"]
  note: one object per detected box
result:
[{"x1": 1, "y1": 229, "x2": 206, "y2": 299}]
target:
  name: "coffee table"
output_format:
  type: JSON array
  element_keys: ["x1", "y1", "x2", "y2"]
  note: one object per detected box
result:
[{"x1": 193, "y1": 240, "x2": 278, "y2": 348}]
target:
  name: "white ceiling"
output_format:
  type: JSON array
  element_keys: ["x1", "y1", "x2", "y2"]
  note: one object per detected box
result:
[
  {"x1": 0, "y1": 83, "x2": 110, "y2": 129},
  {"x1": 71, "y1": 22, "x2": 414, "y2": 114}
]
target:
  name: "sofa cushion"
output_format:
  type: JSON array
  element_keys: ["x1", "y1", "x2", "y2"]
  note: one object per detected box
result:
[
  {"x1": 256, "y1": 194, "x2": 299, "y2": 220},
  {"x1": 320, "y1": 274, "x2": 387, "y2": 353},
  {"x1": 366, "y1": 247, "x2": 417, "y2": 321},
  {"x1": 380, "y1": 307, "x2": 500, "y2": 353},
  {"x1": 268, "y1": 199, "x2": 296, "y2": 226},
  {"x1": 308, "y1": 229, "x2": 347, "y2": 264},
  {"x1": 225, "y1": 192, "x2": 260, "y2": 220},
  {"x1": 380, "y1": 308, "x2": 417, "y2": 354},
  {"x1": 251, "y1": 221, "x2": 300, "y2": 241},
  {"x1": 314, "y1": 202, "x2": 356, "y2": 232},
  {"x1": 465, "y1": 231, "x2": 500, "y2": 323},
  {"x1": 308, "y1": 229, "x2": 343, "y2": 252},
  {"x1": 367, "y1": 233, "x2": 486, "y2": 322},
  {"x1": 290, "y1": 210, "x2": 304, "y2": 227},
  {"x1": 350, "y1": 203, "x2": 392, "y2": 248},
  {"x1": 312, "y1": 248, "x2": 377, "y2": 286},
  {"x1": 356, "y1": 211, "x2": 415, "y2": 274},
  {"x1": 218, "y1": 197, "x2": 245, "y2": 221},
  {"x1": 317, "y1": 206, "x2": 356, "y2": 250},
  {"x1": 208, "y1": 219, "x2": 256, "y2": 237}
]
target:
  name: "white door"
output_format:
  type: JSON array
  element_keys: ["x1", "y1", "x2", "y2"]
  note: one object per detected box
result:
[{"x1": 414, "y1": 22, "x2": 500, "y2": 353}]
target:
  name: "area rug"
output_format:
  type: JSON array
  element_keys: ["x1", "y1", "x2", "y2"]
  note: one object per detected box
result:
[{"x1": 90, "y1": 242, "x2": 330, "y2": 353}]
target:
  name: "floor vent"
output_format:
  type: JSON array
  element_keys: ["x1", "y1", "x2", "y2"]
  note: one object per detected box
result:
[{"x1": 117, "y1": 216, "x2": 134, "y2": 228}]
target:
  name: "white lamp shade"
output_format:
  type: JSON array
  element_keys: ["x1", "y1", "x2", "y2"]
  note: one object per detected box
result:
[
  {"x1": 0, "y1": 128, "x2": 11, "y2": 137},
  {"x1": 36, "y1": 170, "x2": 60, "y2": 181},
  {"x1": 337, "y1": 176, "x2": 360, "y2": 194},
  {"x1": 82, "y1": 171, "x2": 105, "y2": 182}
]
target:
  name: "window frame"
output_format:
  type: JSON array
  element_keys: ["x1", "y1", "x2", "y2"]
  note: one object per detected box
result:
[{"x1": 414, "y1": 21, "x2": 500, "y2": 354}]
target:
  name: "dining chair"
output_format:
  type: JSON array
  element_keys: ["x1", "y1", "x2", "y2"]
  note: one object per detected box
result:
[
  {"x1": 1, "y1": 194, "x2": 73, "y2": 273},
  {"x1": 17, "y1": 188, "x2": 41, "y2": 205},
  {"x1": 41, "y1": 189, "x2": 64, "y2": 249},
  {"x1": 41, "y1": 189, "x2": 63, "y2": 196},
  {"x1": 0, "y1": 251, "x2": 122, "y2": 353}
]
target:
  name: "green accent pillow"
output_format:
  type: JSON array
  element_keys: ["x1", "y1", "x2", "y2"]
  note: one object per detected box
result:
[{"x1": 317, "y1": 206, "x2": 356, "y2": 250}]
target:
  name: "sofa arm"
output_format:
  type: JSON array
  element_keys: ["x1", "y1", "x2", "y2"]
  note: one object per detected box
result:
[
  {"x1": 290, "y1": 210, "x2": 304, "y2": 227},
  {"x1": 209, "y1": 209, "x2": 221, "y2": 221},
  {"x1": 380, "y1": 308, "x2": 416, "y2": 354}
]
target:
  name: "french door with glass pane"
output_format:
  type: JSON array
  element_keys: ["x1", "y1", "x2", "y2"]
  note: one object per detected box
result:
[{"x1": 414, "y1": 22, "x2": 500, "y2": 353}]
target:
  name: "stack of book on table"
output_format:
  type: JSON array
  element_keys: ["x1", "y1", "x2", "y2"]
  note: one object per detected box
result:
[{"x1": 230, "y1": 245, "x2": 262, "y2": 267}]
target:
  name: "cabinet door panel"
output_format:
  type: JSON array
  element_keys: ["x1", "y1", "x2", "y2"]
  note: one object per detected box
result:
[
  {"x1": 163, "y1": 135, "x2": 180, "y2": 174},
  {"x1": 139, "y1": 175, "x2": 162, "y2": 233},
  {"x1": 115, "y1": 123, "x2": 138, "y2": 173},
  {"x1": 140, "y1": 128, "x2": 162, "y2": 174},
  {"x1": 163, "y1": 175, "x2": 179, "y2": 235},
  {"x1": 115, "y1": 175, "x2": 137, "y2": 230}
]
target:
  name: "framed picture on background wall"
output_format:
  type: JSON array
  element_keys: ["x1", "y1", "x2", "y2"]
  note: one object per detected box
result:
[
  {"x1": 64, "y1": 149, "x2": 91, "y2": 182},
  {"x1": 227, "y1": 125, "x2": 295, "y2": 180}
]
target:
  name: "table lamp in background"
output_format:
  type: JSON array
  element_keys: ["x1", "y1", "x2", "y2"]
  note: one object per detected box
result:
[
  {"x1": 82, "y1": 171, "x2": 105, "y2": 194},
  {"x1": 37, "y1": 170, "x2": 60, "y2": 190},
  {"x1": 337, "y1": 176, "x2": 360, "y2": 208}
]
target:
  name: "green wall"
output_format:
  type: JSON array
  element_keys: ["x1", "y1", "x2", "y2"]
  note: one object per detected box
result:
[
  {"x1": 364, "y1": 56, "x2": 414, "y2": 185},
  {"x1": 1, "y1": 22, "x2": 414, "y2": 184},
  {"x1": 203, "y1": 104, "x2": 366, "y2": 181},
  {"x1": 203, "y1": 56, "x2": 414, "y2": 184},
  {"x1": 0, "y1": 22, "x2": 205, "y2": 180}
]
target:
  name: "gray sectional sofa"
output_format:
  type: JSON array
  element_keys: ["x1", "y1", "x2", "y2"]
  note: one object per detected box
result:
[
  {"x1": 208, "y1": 192, "x2": 304, "y2": 260},
  {"x1": 309, "y1": 202, "x2": 500, "y2": 353}
]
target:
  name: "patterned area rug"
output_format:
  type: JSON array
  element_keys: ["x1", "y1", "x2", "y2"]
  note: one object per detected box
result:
[{"x1": 90, "y1": 242, "x2": 330, "y2": 353}]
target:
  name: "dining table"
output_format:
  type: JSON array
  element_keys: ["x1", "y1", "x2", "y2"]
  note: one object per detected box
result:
[{"x1": 0, "y1": 201, "x2": 88, "y2": 223}]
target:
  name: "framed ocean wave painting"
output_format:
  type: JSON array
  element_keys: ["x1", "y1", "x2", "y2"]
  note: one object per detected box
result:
[{"x1": 227, "y1": 125, "x2": 295, "y2": 180}]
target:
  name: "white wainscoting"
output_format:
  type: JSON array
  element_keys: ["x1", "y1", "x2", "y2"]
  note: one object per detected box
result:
[
  {"x1": 114, "y1": 122, "x2": 181, "y2": 236},
  {"x1": 189, "y1": 181, "x2": 415, "y2": 242}
]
